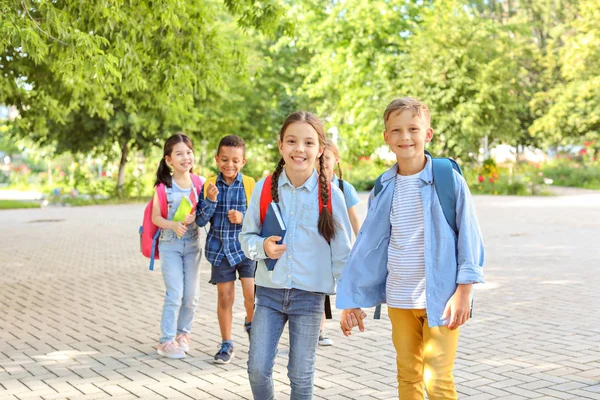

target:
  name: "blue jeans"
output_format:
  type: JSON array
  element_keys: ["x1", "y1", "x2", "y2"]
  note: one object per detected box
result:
[
  {"x1": 248, "y1": 286, "x2": 325, "y2": 400},
  {"x1": 158, "y1": 229, "x2": 201, "y2": 343}
]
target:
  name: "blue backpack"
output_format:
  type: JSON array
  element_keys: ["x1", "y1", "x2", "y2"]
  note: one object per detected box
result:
[{"x1": 372, "y1": 150, "x2": 463, "y2": 319}]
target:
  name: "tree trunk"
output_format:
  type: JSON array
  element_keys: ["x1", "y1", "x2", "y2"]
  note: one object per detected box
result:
[{"x1": 117, "y1": 140, "x2": 129, "y2": 198}]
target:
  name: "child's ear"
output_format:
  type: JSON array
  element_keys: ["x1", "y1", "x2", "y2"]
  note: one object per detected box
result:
[
  {"x1": 241, "y1": 158, "x2": 247, "y2": 167},
  {"x1": 425, "y1": 127, "x2": 434, "y2": 143},
  {"x1": 383, "y1": 130, "x2": 390, "y2": 144},
  {"x1": 278, "y1": 139, "x2": 284, "y2": 153},
  {"x1": 214, "y1": 154, "x2": 219, "y2": 163}
]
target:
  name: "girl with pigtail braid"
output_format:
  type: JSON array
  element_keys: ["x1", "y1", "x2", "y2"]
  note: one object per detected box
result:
[
  {"x1": 240, "y1": 111, "x2": 353, "y2": 399},
  {"x1": 316, "y1": 139, "x2": 363, "y2": 347}
]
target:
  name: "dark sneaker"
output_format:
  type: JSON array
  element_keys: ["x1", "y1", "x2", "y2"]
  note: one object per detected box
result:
[
  {"x1": 213, "y1": 342, "x2": 234, "y2": 364},
  {"x1": 244, "y1": 321, "x2": 252, "y2": 339}
]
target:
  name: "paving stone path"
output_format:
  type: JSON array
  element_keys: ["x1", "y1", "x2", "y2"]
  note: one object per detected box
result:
[{"x1": 1, "y1": 191, "x2": 599, "y2": 399}]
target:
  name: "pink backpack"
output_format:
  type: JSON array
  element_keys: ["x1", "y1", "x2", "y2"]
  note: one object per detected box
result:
[{"x1": 139, "y1": 174, "x2": 204, "y2": 270}]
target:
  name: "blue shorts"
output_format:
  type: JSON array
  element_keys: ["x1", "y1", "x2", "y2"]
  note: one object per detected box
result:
[{"x1": 210, "y1": 257, "x2": 256, "y2": 284}]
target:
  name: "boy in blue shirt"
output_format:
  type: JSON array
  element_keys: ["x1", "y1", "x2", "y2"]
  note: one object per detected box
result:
[
  {"x1": 196, "y1": 135, "x2": 256, "y2": 364},
  {"x1": 336, "y1": 97, "x2": 485, "y2": 399}
]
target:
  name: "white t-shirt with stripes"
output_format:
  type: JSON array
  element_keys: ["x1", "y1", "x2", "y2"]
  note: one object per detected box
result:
[{"x1": 386, "y1": 172, "x2": 426, "y2": 309}]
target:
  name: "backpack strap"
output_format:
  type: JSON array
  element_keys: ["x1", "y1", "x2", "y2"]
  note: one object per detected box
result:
[
  {"x1": 431, "y1": 158, "x2": 458, "y2": 235},
  {"x1": 190, "y1": 174, "x2": 204, "y2": 207},
  {"x1": 260, "y1": 175, "x2": 273, "y2": 224},
  {"x1": 338, "y1": 178, "x2": 345, "y2": 194},
  {"x1": 156, "y1": 183, "x2": 169, "y2": 218},
  {"x1": 242, "y1": 175, "x2": 255, "y2": 207}
]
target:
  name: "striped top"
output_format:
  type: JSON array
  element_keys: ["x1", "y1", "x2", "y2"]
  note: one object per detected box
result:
[{"x1": 386, "y1": 172, "x2": 426, "y2": 309}]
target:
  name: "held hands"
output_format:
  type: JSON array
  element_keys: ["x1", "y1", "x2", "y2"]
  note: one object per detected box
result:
[
  {"x1": 442, "y1": 284, "x2": 472, "y2": 330},
  {"x1": 171, "y1": 221, "x2": 188, "y2": 237},
  {"x1": 340, "y1": 308, "x2": 367, "y2": 337},
  {"x1": 206, "y1": 183, "x2": 219, "y2": 202},
  {"x1": 227, "y1": 210, "x2": 243, "y2": 224},
  {"x1": 263, "y1": 236, "x2": 286, "y2": 259},
  {"x1": 184, "y1": 212, "x2": 196, "y2": 226}
]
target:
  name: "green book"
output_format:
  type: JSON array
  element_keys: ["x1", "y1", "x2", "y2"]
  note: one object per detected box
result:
[{"x1": 173, "y1": 196, "x2": 193, "y2": 223}]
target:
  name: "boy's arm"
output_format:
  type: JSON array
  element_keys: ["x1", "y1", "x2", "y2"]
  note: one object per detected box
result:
[
  {"x1": 454, "y1": 173, "x2": 485, "y2": 284},
  {"x1": 195, "y1": 188, "x2": 217, "y2": 227},
  {"x1": 330, "y1": 186, "x2": 353, "y2": 280},
  {"x1": 239, "y1": 180, "x2": 268, "y2": 260}
]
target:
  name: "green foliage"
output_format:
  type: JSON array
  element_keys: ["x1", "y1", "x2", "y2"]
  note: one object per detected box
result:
[
  {"x1": 529, "y1": 0, "x2": 600, "y2": 144},
  {"x1": 0, "y1": 0, "x2": 288, "y2": 195},
  {"x1": 0, "y1": 200, "x2": 41, "y2": 210},
  {"x1": 542, "y1": 159, "x2": 600, "y2": 189},
  {"x1": 343, "y1": 158, "x2": 391, "y2": 192}
]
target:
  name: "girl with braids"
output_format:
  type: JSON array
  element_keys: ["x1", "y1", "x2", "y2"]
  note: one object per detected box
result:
[
  {"x1": 320, "y1": 139, "x2": 362, "y2": 237},
  {"x1": 240, "y1": 111, "x2": 352, "y2": 399},
  {"x1": 316, "y1": 139, "x2": 363, "y2": 347},
  {"x1": 151, "y1": 133, "x2": 204, "y2": 359}
]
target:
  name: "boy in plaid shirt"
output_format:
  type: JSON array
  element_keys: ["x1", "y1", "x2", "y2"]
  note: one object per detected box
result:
[{"x1": 196, "y1": 135, "x2": 256, "y2": 364}]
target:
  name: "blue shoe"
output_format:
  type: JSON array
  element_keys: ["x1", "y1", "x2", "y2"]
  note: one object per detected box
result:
[{"x1": 213, "y1": 342, "x2": 234, "y2": 364}]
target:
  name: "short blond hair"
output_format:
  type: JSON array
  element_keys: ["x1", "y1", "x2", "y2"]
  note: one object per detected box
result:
[{"x1": 383, "y1": 97, "x2": 431, "y2": 125}]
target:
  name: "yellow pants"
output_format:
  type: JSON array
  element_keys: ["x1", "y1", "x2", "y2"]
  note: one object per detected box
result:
[{"x1": 389, "y1": 308, "x2": 460, "y2": 400}]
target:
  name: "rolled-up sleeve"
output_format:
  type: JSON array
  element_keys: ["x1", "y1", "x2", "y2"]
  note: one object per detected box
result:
[
  {"x1": 240, "y1": 179, "x2": 267, "y2": 260},
  {"x1": 454, "y1": 173, "x2": 485, "y2": 284}
]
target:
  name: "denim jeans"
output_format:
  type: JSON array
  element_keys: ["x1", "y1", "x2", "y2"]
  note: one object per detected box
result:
[
  {"x1": 158, "y1": 229, "x2": 201, "y2": 343},
  {"x1": 248, "y1": 286, "x2": 325, "y2": 400}
]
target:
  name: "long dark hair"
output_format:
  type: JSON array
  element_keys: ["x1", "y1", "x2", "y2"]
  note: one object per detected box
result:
[
  {"x1": 154, "y1": 133, "x2": 194, "y2": 188},
  {"x1": 272, "y1": 111, "x2": 336, "y2": 242}
]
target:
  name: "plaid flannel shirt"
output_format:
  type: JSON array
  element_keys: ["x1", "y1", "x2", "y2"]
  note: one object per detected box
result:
[{"x1": 196, "y1": 172, "x2": 248, "y2": 267}]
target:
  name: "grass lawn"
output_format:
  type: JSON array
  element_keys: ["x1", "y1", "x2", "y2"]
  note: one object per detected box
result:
[{"x1": 0, "y1": 200, "x2": 41, "y2": 210}]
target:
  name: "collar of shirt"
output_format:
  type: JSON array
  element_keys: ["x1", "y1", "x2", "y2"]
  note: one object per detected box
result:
[
  {"x1": 217, "y1": 171, "x2": 243, "y2": 186},
  {"x1": 279, "y1": 168, "x2": 319, "y2": 192},
  {"x1": 382, "y1": 155, "x2": 433, "y2": 186}
]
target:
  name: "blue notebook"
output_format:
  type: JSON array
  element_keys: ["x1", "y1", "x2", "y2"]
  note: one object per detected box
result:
[{"x1": 260, "y1": 202, "x2": 287, "y2": 271}]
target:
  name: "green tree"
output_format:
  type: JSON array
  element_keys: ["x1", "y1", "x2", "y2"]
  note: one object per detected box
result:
[
  {"x1": 0, "y1": 0, "x2": 285, "y2": 196},
  {"x1": 530, "y1": 0, "x2": 600, "y2": 144},
  {"x1": 395, "y1": 1, "x2": 535, "y2": 157}
]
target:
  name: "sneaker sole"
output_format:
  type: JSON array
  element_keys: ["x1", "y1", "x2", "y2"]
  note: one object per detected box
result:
[
  {"x1": 157, "y1": 349, "x2": 186, "y2": 359},
  {"x1": 213, "y1": 354, "x2": 235, "y2": 364},
  {"x1": 318, "y1": 341, "x2": 334, "y2": 347}
]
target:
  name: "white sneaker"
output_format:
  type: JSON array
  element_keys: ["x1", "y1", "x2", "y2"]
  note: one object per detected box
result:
[
  {"x1": 175, "y1": 334, "x2": 190, "y2": 352},
  {"x1": 157, "y1": 341, "x2": 185, "y2": 359},
  {"x1": 318, "y1": 334, "x2": 334, "y2": 346}
]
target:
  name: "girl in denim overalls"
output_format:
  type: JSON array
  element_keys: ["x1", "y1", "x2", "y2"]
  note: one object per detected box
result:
[
  {"x1": 151, "y1": 133, "x2": 203, "y2": 359},
  {"x1": 240, "y1": 112, "x2": 352, "y2": 399}
]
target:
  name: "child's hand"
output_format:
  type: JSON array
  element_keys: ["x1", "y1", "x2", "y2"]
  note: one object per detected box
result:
[
  {"x1": 227, "y1": 210, "x2": 243, "y2": 224},
  {"x1": 206, "y1": 183, "x2": 219, "y2": 202},
  {"x1": 442, "y1": 284, "x2": 472, "y2": 330},
  {"x1": 340, "y1": 308, "x2": 367, "y2": 337},
  {"x1": 184, "y1": 212, "x2": 196, "y2": 225},
  {"x1": 263, "y1": 236, "x2": 286, "y2": 259},
  {"x1": 171, "y1": 222, "x2": 188, "y2": 237}
]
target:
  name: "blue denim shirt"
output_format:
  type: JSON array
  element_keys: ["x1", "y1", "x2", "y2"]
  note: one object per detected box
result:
[
  {"x1": 336, "y1": 156, "x2": 485, "y2": 327},
  {"x1": 240, "y1": 169, "x2": 353, "y2": 294}
]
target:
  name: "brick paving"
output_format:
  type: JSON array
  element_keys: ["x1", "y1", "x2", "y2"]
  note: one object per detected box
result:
[{"x1": 1, "y1": 191, "x2": 599, "y2": 399}]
